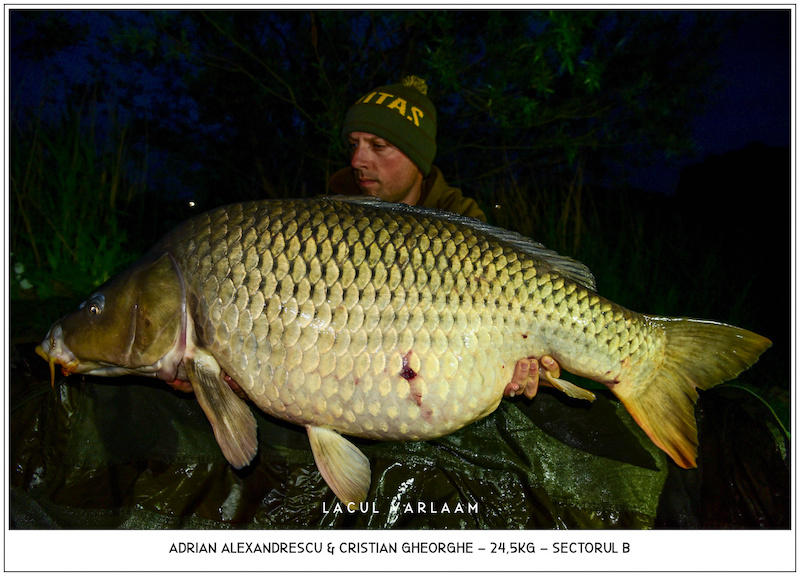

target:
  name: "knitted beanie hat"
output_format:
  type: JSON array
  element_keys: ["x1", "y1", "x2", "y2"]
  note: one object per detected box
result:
[{"x1": 342, "y1": 76, "x2": 437, "y2": 176}]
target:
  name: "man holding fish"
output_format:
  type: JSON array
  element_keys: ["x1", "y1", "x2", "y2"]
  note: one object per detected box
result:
[{"x1": 35, "y1": 74, "x2": 770, "y2": 509}]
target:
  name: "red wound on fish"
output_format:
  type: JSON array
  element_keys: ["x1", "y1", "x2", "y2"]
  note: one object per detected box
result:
[
  {"x1": 399, "y1": 352, "x2": 417, "y2": 380},
  {"x1": 400, "y1": 352, "x2": 423, "y2": 406}
]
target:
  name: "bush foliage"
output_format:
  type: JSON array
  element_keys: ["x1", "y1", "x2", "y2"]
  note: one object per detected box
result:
[{"x1": 10, "y1": 10, "x2": 735, "y2": 296}]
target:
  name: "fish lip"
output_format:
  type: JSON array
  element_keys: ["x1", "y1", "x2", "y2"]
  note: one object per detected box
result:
[
  {"x1": 37, "y1": 323, "x2": 83, "y2": 386},
  {"x1": 37, "y1": 343, "x2": 145, "y2": 380}
]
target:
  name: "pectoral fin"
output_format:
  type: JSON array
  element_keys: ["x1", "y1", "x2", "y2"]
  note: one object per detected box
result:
[
  {"x1": 544, "y1": 370, "x2": 596, "y2": 402},
  {"x1": 185, "y1": 349, "x2": 258, "y2": 468},
  {"x1": 306, "y1": 425, "x2": 371, "y2": 505}
]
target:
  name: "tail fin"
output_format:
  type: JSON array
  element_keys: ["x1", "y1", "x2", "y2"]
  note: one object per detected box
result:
[{"x1": 612, "y1": 317, "x2": 771, "y2": 468}]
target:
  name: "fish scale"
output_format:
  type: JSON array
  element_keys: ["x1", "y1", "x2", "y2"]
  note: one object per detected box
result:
[
  {"x1": 173, "y1": 200, "x2": 532, "y2": 441},
  {"x1": 36, "y1": 196, "x2": 771, "y2": 505}
]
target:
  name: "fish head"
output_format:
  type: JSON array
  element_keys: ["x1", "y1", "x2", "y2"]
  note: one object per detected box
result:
[{"x1": 36, "y1": 253, "x2": 188, "y2": 386}]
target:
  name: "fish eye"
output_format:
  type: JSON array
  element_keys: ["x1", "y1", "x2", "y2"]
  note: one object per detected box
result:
[{"x1": 86, "y1": 294, "x2": 105, "y2": 316}]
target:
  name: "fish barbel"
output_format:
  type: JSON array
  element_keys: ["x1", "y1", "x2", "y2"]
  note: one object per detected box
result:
[{"x1": 36, "y1": 197, "x2": 771, "y2": 504}]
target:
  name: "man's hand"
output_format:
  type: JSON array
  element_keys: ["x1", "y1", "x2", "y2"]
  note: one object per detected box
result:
[{"x1": 504, "y1": 355, "x2": 561, "y2": 399}]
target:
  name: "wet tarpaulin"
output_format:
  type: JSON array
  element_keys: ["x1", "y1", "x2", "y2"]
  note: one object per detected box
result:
[{"x1": 9, "y1": 343, "x2": 790, "y2": 529}]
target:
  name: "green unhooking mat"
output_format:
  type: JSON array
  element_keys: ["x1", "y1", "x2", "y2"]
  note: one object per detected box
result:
[{"x1": 8, "y1": 342, "x2": 790, "y2": 529}]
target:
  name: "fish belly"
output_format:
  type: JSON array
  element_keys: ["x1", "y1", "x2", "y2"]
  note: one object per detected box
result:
[{"x1": 222, "y1": 330, "x2": 525, "y2": 441}]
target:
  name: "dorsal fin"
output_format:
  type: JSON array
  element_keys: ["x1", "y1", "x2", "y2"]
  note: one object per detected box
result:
[{"x1": 329, "y1": 195, "x2": 597, "y2": 291}]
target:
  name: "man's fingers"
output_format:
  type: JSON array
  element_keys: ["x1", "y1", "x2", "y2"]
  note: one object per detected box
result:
[
  {"x1": 504, "y1": 355, "x2": 563, "y2": 399},
  {"x1": 523, "y1": 358, "x2": 540, "y2": 399},
  {"x1": 541, "y1": 355, "x2": 560, "y2": 379}
]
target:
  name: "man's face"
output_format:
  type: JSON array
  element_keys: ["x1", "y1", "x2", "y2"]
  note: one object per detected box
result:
[{"x1": 347, "y1": 132, "x2": 423, "y2": 205}]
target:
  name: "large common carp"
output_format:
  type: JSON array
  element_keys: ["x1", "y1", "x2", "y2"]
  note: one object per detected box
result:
[{"x1": 36, "y1": 197, "x2": 771, "y2": 505}]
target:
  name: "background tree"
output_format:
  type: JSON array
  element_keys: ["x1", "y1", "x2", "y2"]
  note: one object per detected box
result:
[{"x1": 15, "y1": 10, "x2": 729, "y2": 206}]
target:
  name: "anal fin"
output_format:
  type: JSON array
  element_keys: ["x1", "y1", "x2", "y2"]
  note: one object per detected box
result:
[
  {"x1": 544, "y1": 370, "x2": 596, "y2": 402},
  {"x1": 186, "y1": 349, "x2": 258, "y2": 468},
  {"x1": 306, "y1": 425, "x2": 371, "y2": 505}
]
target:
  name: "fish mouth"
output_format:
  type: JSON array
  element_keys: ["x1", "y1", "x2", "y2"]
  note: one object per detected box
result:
[
  {"x1": 35, "y1": 344, "x2": 80, "y2": 387},
  {"x1": 36, "y1": 317, "x2": 187, "y2": 387},
  {"x1": 34, "y1": 335, "x2": 153, "y2": 386},
  {"x1": 35, "y1": 323, "x2": 82, "y2": 387}
]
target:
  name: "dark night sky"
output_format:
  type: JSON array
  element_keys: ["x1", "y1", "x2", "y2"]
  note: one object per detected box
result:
[
  {"x1": 624, "y1": 9, "x2": 791, "y2": 194},
  {"x1": 7, "y1": 8, "x2": 794, "y2": 196},
  {"x1": 695, "y1": 10, "x2": 791, "y2": 153}
]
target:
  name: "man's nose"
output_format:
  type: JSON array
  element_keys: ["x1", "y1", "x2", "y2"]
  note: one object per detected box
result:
[{"x1": 350, "y1": 143, "x2": 369, "y2": 169}]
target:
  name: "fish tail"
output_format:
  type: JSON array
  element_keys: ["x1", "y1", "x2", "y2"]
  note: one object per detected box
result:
[{"x1": 612, "y1": 316, "x2": 771, "y2": 468}]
